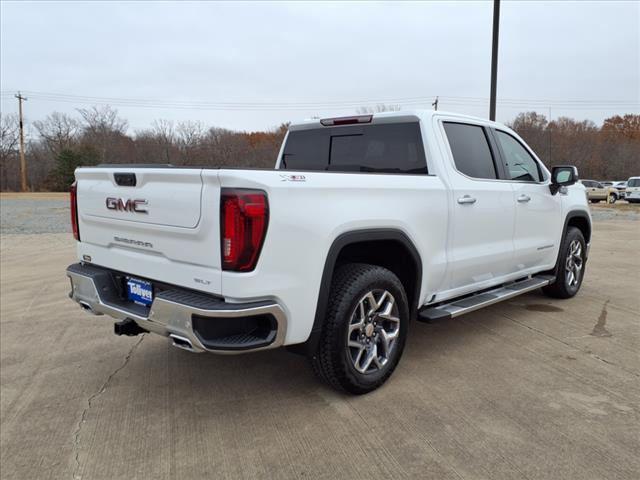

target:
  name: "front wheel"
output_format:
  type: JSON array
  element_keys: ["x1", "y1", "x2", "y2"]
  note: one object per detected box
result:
[
  {"x1": 542, "y1": 226, "x2": 586, "y2": 299},
  {"x1": 310, "y1": 263, "x2": 409, "y2": 394}
]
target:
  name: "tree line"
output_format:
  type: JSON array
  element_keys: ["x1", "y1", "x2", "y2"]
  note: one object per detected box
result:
[
  {"x1": 508, "y1": 112, "x2": 638, "y2": 182},
  {"x1": 0, "y1": 106, "x2": 638, "y2": 191}
]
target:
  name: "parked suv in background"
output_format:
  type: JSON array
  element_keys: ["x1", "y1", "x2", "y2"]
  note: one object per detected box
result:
[
  {"x1": 626, "y1": 177, "x2": 640, "y2": 203},
  {"x1": 66, "y1": 110, "x2": 591, "y2": 393},
  {"x1": 581, "y1": 180, "x2": 619, "y2": 203}
]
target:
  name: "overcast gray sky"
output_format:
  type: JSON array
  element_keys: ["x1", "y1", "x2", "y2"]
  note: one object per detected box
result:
[{"x1": 1, "y1": 1, "x2": 638, "y2": 133}]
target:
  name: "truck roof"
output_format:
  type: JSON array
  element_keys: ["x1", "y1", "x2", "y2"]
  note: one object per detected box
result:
[{"x1": 289, "y1": 109, "x2": 504, "y2": 131}]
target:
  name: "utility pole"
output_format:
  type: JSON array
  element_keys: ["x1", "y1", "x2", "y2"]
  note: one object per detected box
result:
[
  {"x1": 432, "y1": 96, "x2": 439, "y2": 111},
  {"x1": 489, "y1": 0, "x2": 500, "y2": 121},
  {"x1": 15, "y1": 92, "x2": 28, "y2": 191}
]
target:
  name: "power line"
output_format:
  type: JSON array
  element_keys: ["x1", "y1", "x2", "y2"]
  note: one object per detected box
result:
[
  {"x1": 2, "y1": 90, "x2": 637, "y2": 107},
  {"x1": 1, "y1": 90, "x2": 637, "y2": 113}
]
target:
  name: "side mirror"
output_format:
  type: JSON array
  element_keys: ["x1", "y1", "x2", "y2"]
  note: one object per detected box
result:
[{"x1": 550, "y1": 165, "x2": 578, "y2": 195}]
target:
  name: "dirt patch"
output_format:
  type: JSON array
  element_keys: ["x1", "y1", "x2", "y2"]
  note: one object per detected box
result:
[
  {"x1": 590, "y1": 300, "x2": 612, "y2": 337},
  {"x1": 1, "y1": 192, "x2": 68, "y2": 200}
]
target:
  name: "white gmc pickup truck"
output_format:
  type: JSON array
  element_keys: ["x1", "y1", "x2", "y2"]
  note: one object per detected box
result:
[{"x1": 67, "y1": 110, "x2": 591, "y2": 393}]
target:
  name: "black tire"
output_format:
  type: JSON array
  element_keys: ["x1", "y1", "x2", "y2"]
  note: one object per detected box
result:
[
  {"x1": 310, "y1": 263, "x2": 409, "y2": 394},
  {"x1": 542, "y1": 227, "x2": 587, "y2": 299}
]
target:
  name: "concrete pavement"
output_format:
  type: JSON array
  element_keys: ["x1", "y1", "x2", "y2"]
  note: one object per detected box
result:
[{"x1": 1, "y1": 220, "x2": 639, "y2": 479}]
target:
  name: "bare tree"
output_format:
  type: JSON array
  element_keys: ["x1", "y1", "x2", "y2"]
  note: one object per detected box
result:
[
  {"x1": 150, "y1": 119, "x2": 176, "y2": 163},
  {"x1": 33, "y1": 112, "x2": 80, "y2": 155},
  {"x1": 0, "y1": 113, "x2": 20, "y2": 190},
  {"x1": 547, "y1": 117, "x2": 599, "y2": 176},
  {"x1": 77, "y1": 105, "x2": 128, "y2": 136},
  {"x1": 176, "y1": 120, "x2": 205, "y2": 165},
  {"x1": 509, "y1": 112, "x2": 550, "y2": 162},
  {"x1": 77, "y1": 105, "x2": 129, "y2": 163},
  {"x1": 599, "y1": 114, "x2": 640, "y2": 179},
  {"x1": 601, "y1": 114, "x2": 640, "y2": 140}
]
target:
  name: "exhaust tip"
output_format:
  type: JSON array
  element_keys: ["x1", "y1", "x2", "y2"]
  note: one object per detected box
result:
[
  {"x1": 79, "y1": 301, "x2": 103, "y2": 315},
  {"x1": 79, "y1": 301, "x2": 93, "y2": 313},
  {"x1": 170, "y1": 334, "x2": 196, "y2": 352}
]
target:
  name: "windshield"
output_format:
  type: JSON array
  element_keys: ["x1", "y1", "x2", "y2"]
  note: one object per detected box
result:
[{"x1": 628, "y1": 178, "x2": 640, "y2": 187}]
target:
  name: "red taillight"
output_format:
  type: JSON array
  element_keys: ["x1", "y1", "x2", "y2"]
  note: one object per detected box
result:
[
  {"x1": 320, "y1": 115, "x2": 372, "y2": 126},
  {"x1": 70, "y1": 181, "x2": 80, "y2": 241},
  {"x1": 221, "y1": 189, "x2": 269, "y2": 272}
]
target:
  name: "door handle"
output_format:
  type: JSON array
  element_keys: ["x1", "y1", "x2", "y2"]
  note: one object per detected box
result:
[
  {"x1": 457, "y1": 195, "x2": 477, "y2": 205},
  {"x1": 517, "y1": 194, "x2": 531, "y2": 203}
]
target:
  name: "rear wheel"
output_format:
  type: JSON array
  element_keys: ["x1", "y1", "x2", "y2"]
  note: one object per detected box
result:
[
  {"x1": 310, "y1": 263, "x2": 409, "y2": 394},
  {"x1": 608, "y1": 193, "x2": 617, "y2": 204},
  {"x1": 542, "y1": 227, "x2": 586, "y2": 299}
]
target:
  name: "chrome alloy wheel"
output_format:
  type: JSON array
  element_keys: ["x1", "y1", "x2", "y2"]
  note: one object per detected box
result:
[
  {"x1": 565, "y1": 239, "x2": 583, "y2": 287},
  {"x1": 347, "y1": 289, "x2": 401, "y2": 374}
]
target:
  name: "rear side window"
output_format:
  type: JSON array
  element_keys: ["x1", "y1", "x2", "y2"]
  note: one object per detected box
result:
[
  {"x1": 280, "y1": 129, "x2": 329, "y2": 171},
  {"x1": 494, "y1": 130, "x2": 542, "y2": 182},
  {"x1": 280, "y1": 123, "x2": 427, "y2": 174},
  {"x1": 443, "y1": 122, "x2": 497, "y2": 179}
]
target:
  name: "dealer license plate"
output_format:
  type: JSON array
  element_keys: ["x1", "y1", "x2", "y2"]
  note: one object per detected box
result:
[{"x1": 126, "y1": 277, "x2": 153, "y2": 306}]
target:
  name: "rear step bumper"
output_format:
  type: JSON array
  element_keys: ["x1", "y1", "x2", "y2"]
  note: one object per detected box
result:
[{"x1": 66, "y1": 263, "x2": 287, "y2": 354}]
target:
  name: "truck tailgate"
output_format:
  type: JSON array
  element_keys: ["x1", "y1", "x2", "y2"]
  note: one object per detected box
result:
[
  {"x1": 78, "y1": 168, "x2": 203, "y2": 227},
  {"x1": 75, "y1": 167, "x2": 222, "y2": 293}
]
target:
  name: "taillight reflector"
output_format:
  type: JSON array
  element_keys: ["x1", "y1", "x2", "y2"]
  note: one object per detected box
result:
[
  {"x1": 70, "y1": 181, "x2": 80, "y2": 241},
  {"x1": 220, "y1": 189, "x2": 269, "y2": 272}
]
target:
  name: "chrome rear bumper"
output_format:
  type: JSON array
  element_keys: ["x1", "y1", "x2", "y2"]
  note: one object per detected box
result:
[{"x1": 66, "y1": 263, "x2": 287, "y2": 354}]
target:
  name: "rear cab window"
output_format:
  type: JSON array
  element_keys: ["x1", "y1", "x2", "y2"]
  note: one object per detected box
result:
[{"x1": 280, "y1": 122, "x2": 428, "y2": 174}]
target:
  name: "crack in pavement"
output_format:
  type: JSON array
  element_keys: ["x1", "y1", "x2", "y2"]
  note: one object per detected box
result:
[{"x1": 71, "y1": 335, "x2": 145, "y2": 480}]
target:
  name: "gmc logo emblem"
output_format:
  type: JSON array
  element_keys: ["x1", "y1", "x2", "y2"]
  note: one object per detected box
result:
[{"x1": 106, "y1": 197, "x2": 148, "y2": 214}]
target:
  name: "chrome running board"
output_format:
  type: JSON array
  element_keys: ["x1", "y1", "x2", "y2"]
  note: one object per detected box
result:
[{"x1": 418, "y1": 275, "x2": 555, "y2": 322}]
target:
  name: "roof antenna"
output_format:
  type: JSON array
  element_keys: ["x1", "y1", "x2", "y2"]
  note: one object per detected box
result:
[{"x1": 432, "y1": 96, "x2": 439, "y2": 111}]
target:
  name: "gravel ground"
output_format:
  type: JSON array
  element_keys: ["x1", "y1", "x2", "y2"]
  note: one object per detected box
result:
[
  {"x1": 1, "y1": 198, "x2": 71, "y2": 234},
  {"x1": 589, "y1": 202, "x2": 640, "y2": 222},
  {"x1": 1, "y1": 195, "x2": 637, "y2": 235}
]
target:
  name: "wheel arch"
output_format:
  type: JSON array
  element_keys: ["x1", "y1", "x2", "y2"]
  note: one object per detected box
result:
[
  {"x1": 545, "y1": 209, "x2": 591, "y2": 284},
  {"x1": 293, "y1": 229, "x2": 422, "y2": 356},
  {"x1": 565, "y1": 210, "x2": 591, "y2": 245}
]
